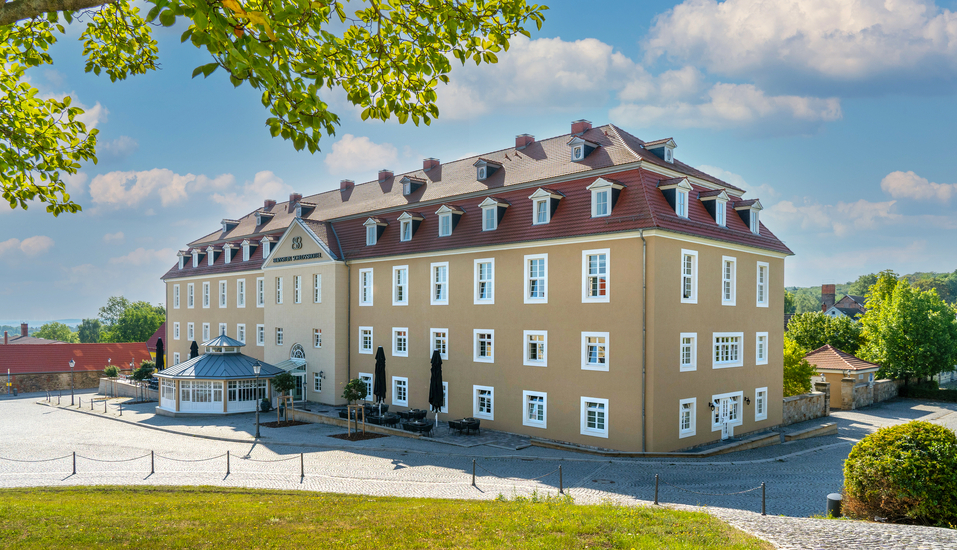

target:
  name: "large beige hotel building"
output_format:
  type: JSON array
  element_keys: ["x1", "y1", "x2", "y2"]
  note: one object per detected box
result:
[{"x1": 162, "y1": 121, "x2": 792, "y2": 452}]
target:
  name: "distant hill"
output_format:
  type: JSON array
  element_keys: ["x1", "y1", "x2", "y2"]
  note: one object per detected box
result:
[
  {"x1": 787, "y1": 270, "x2": 956, "y2": 313},
  {"x1": 0, "y1": 319, "x2": 83, "y2": 329}
]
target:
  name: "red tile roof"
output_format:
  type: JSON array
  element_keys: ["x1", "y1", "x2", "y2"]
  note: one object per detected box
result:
[
  {"x1": 804, "y1": 345, "x2": 880, "y2": 372},
  {"x1": 0, "y1": 343, "x2": 152, "y2": 375},
  {"x1": 1, "y1": 334, "x2": 66, "y2": 345},
  {"x1": 146, "y1": 322, "x2": 165, "y2": 353}
]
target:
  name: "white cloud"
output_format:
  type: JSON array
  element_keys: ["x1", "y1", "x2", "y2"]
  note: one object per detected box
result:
[
  {"x1": 324, "y1": 135, "x2": 399, "y2": 175},
  {"x1": 881, "y1": 170, "x2": 956, "y2": 201},
  {"x1": 40, "y1": 91, "x2": 110, "y2": 129},
  {"x1": 100, "y1": 136, "x2": 139, "y2": 158},
  {"x1": 89, "y1": 168, "x2": 235, "y2": 208},
  {"x1": 767, "y1": 198, "x2": 899, "y2": 237},
  {"x1": 103, "y1": 232, "x2": 125, "y2": 243},
  {"x1": 210, "y1": 170, "x2": 293, "y2": 214},
  {"x1": 646, "y1": 0, "x2": 957, "y2": 84},
  {"x1": 0, "y1": 236, "x2": 55, "y2": 259},
  {"x1": 696, "y1": 165, "x2": 779, "y2": 200},
  {"x1": 63, "y1": 172, "x2": 89, "y2": 196},
  {"x1": 108, "y1": 247, "x2": 175, "y2": 266}
]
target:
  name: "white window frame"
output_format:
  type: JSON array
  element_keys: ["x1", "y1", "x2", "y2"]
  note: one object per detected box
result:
[
  {"x1": 237, "y1": 279, "x2": 246, "y2": 308},
  {"x1": 716, "y1": 201, "x2": 726, "y2": 227},
  {"x1": 756, "y1": 262, "x2": 769, "y2": 308},
  {"x1": 186, "y1": 322, "x2": 195, "y2": 341},
  {"x1": 680, "y1": 250, "x2": 697, "y2": 304},
  {"x1": 201, "y1": 323, "x2": 209, "y2": 341},
  {"x1": 440, "y1": 381, "x2": 448, "y2": 414},
  {"x1": 202, "y1": 282, "x2": 210, "y2": 308},
  {"x1": 392, "y1": 377, "x2": 409, "y2": 407},
  {"x1": 581, "y1": 332, "x2": 609, "y2": 371},
  {"x1": 294, "y1": 275, "x2": 302, "y2": 304},
  {"x1": 256, "y1": 324, "x2": 265, "y2": 347},
  {"x1": 218, "y1": 322, "x2": 226, "y2": 338},
  {"x1": 721, "y1": 256, "x2": 736, "y2": 306},
  {"x1": 276, "y1": 327, "x2": 284, "y2": 346},
  {"x1": 750, "y1": 210, "x2": 760, "y2": 234},
  {"x1": 392, "y1": 266, "x2": 409, "y2": 306},
  {"x1": 679, "y1": 398, "x2": 696, "y2": 438},
  {"x1": 359, "y1": 327, "x2": 373, "y2": 354},
  {"x1": 275, "y1": 277, "x2": 283, "y2": 305},
  {"x1": 366, "y1": 225, "x2": 377, "y2": 246},
  {"x1": 473, "y1": 329, "x2": 494, "y2": 363},
  {"x1": 582, "y1": 249, "x2": 610, "y2": 303},
  {"x1": 314, "y1": 372, "x2": 322, "y2": 393},
  {"x1": 676, "y1": 188, "x2": 689, "y2": 218},
  {"x1": 313, "y1": 328, "x2": 322, "y2": 348},
  {"x1": 358, "y1": 373, "x2": 374, "y2": 401},
  {"x1": 219, "y1": 280, "x2": 227, "y2": 308},
  {"x1": 711, "y1": 391, "x2": 743, "y2": 431},
  {"x1": 173, "y1": 322, "x2": 180, "y2": 340},
  {"x1": 522, "y1": 390, "x2": 547, "y2": 429},
  {"x1": 679, "y1": 332, "x2": 697, "y2": 372},
  {"x1": 173, "y1": 352, "x2": 180, "y2": 365},
  {"x1": 523, "y1": 330, "x2": 547, "y2": 367},
  {"x1": 256, "y1": 277, "x2": 265, "y2": 308},
  {"x1": 473, "y1": 385, "x2": 494, "y2": 420},
  {"x1": 173, "y1": 284, "x2": 180, "y2": 309},
  {"x1": 431, "y1": 262, "x2": 449, "y2": 306},
  {"x1": 392, "y1": 327, "x2": 409, "y2": 358},
  {"x1": 481, "y1": 205, "x2": 497, "y2": 231},
  {"x1": 713, "y1": 332, "x2": 744, "y2": 369},
  {"x1": 359, "y1": 268, "x2": 374, "y2": 306},
  {"x1": 438, "y1": 212, "x2": 452, "y2": 237},
  {"x1": 524, "y1": 253, "x2": 548, "y2": 304},
  {"x1": 755, "y1": 387, "x2": 768, "y2": 421},
  {"x1": 532, "y1": 198, "x2": 550, "y2": 225},
  {"x1": 242, "y1": 242, "x2": 250, "y2": 261},
  {"x1": 431, "y1": 328, "x2": 449, "y2": 361},
  {"x1": 237, "y1": 324, "x2": 246, "y2": 344},
  {"x1": 591, "y1": 189, "x2": 610, "y2": 218},
  {"x1": 400, "y1": 219, "x2": 412, "y2": 242},
  {"x1": 314, "y1": 274, "x2": 322, "y2": 303},
  {"x1": 187, "y1": 283, "x2": 194, "y2": 308},
  {"x1": 756, "y1": 332, "x2": 769, "y2": 365},
  {"x1": 473, "y1": 258, "x2": 494, "y2": 305},
  {"x1": 581, "y1": 397, "x2": 609, "y2": 438}
]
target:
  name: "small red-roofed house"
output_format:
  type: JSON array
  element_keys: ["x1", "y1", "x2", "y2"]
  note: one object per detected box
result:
[{"x1": 0, "y1": 342, "x2": 151, "y2": 394}]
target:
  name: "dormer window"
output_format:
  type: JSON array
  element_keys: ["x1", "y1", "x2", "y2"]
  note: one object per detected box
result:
[
  {"x1": 750, "y1": 211, "x2": 759, "y2": 233},
  {"x1": 255, "y1": 211, "x2": 274, "y2": 226},
  {"x1": 261, "y1": 237, "x2": 272, "y2": 258},
  {"x1": 293, "y1": 202, "x2": 315, "y2": 218},
  {"x1": 567, "y1": 136, "x2": 599, "y2": 162},
  {"x1": 698, "y1": 190, "x2": 730, "y2": 227},
  {"x1": 645, "y1": 138, "x2": 677, "y2": 164},
  {"x1": 242, "y1": 240, "x2": 251, "y2": 261},
  {"x1": 717, "y1": 202, "x2": 726, "y2": 226},
  {"x1": 177, "y1": 251, "x2": 187, "y2": 270},
  {"x1": 473, "y1": 158, "x2": 502, "y2": 181},
  {"x1": 367, "y1": 225, "x2": 376, "y2": 245},
  {"x1": 439, "y1": 212, "x2": 452, "y2": 236},
  {"x1": 221, "y1": 219, "x2": 239, "y2": 233},
  {"x1": 656, "y1": 177, "x2": 693, "y2": 219},
  {"x1": 528, "y1": 188, "x2": 563, "y2": 225},
  {"x1": 435, "y1": 205, "x2": 464, "y2": 237},
  {"x1": 676, "y1": 189, "x2": 688, "y2": 218},
  {"x1": 733, "y1": 199, "x2": 763, "y2": 235},
  {"x1": 479, "y1": 197, "x2": 508, "y2": 231},
  {"x1": 396, "y1": 212, "x2": 424, "y2": 242},
  {"x1": 363, "y1": 218, "x2": 388, "y2": 245},
  {"x1": 400, "y1": 219, "x2": 411, "y2": 241},
  {"x1": 665, "y1": 149, "x2": 673, "y2": 163},
  {"x1": 223, "y1": 244, "x2": 233, "y2": 264},
  {"x1": 191, "y1": 249, "x2": 200, "y2": 268},
  {"x1": 586, "y1": 178, "x2": 625, "y2": 218},
  {"x1": 400, "y1": 176, "x2": 425, "y2": 196},
  {"x1": 206, "y1": 246, "x2": 216, "y2": 266}
]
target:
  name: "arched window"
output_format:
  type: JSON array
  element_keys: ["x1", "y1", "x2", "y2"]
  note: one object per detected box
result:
[{"x1": 291, "y1": 343, "x2": 305, "y2": 360}]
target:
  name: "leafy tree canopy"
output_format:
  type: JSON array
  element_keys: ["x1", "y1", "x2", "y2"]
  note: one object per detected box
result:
[
  {"x1": 786, "y1": 311, "x2": 863, "y2": 355},
  {"x1": 97, "y1": 296, "x2": 130, "y2": 327},
  {"x1": 1, "y1": 0, "x2": 547, "y2": 215},
  {"x1": 101, "y1": 300, "x2": 165, "y2": 343},
  {"x1": 784, "y1": 289, "x2": 795, "y2": 314},
  {"x1": 34, "y1": 321, "x2": 78, "y2": 342},
  {"x1": 77, "y1": 318, "x2": 101, "y2": 343},
  {"x1": 783, "y1": 336, "x2": 817, "y2": 397},
  {"x1": 847, "y1": 273, "x2": 879, "y2": 297}
]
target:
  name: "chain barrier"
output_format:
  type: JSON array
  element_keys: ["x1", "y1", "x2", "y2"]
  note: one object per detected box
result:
[
  {"x1": 239, "y1": 455, "x2": 300, "y2": 463},
  {"x1": 0, "y1": 454, "x2": 72, "y2": 463},
  {"x1": 654, "y1": 474, "x2": 766, "y2": 515},
  {"x1": 155, "y1": 453, "x2": 228, "y2": 463},
  {"x1": 471, "y1": 459, "x2": 565, "y2": 494},
  {"x1": 474, "y1": 462, "x2": 560, "y2": 482},
  {"x1": 658, "y1": 479, "x2": 762, "y2": 497},
  {"x1": 76, "y1": 453, "x2": 151, "y2": 463}
]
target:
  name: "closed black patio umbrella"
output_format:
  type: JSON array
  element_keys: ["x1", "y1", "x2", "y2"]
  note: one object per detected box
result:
[
  {"x1": 428, "y1": 349, "x2": 444, "y2": 425},
  {"x1": 155, "y1": 338, "x2": 165, "y2": 370},
  {"x1": 189, "y1": 341, "x2": 199, "y2": 359},
  {"x1": 373, "y1": 346, "x2": 386, "y2": 415}
]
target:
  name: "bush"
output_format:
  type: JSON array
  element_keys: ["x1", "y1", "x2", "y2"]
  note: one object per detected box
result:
[
  {"x1": 899, "y1": 381, "x2": 957, "y2": 403},
  {"x1": 843, "y1": 421, "x2": 957, "y2": 526},
  {"x1": 259, "y1": 397, "x2": 272, "y2": 413}
]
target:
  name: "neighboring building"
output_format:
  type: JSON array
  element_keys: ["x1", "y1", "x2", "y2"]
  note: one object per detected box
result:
[
  {"x1": 162, "y1": 120, "x2": 792, "y2": 452},
  {"x1": 805, "y1": 344, "x2": 879, "y2": 401},
  {"x1": 1, "y1": 323, "x2": 65, "y2": 345},
  {"x1": 146, "y1": 322, "x2": 166, "y2": 363},
  {"x1": 0, "y1": 342, "x2": 151, "y2": 393},
  {"x1": 821, "y1": 284, "x2": 866, "y2": 320}
]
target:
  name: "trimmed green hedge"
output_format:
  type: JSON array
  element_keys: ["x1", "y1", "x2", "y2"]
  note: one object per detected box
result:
[{"x1": 899, "y1": 382, "x2": 957, "y2": 403}]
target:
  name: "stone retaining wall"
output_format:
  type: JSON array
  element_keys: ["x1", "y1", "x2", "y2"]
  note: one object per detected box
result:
[
  {"x1": 6, "y1": 371, "x2": 109, "y2": 394},
  {"x1": 840, "y1": 378, "x2": 901, "y2": 410},
  {"x1": 782, "y1": 392, "x2": 827, "y2": 426}
]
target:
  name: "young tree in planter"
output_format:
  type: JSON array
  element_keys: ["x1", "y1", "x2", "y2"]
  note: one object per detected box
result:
[
  {"x1": 131, "y1": 360, "x2": 155, "y2": 402},
  {"x1": 342, "y1": 378, "x2": 369, "y2": 432},
  {"x1": 271, "y1": 372, "x2": 296, "y2": 423},
  {"x1": 103, "y1": 364, "x2": 120, "y2": 397}
]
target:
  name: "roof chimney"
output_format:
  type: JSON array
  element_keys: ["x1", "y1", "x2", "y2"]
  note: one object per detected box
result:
[
  {"x1": 821, "y1": 284, "x2": 836, "y2": 312},
  {"x1": 289, "y1": 193, "x2": 302, "y2": 205},
  {"x1": 515, "y1": 134, "x2": 535, "y2": 150},
  {"x1": 263, "y1": 199, "x2": 276, "y2": 211},
  {"x1": 20, "y1": 323, "x2": 28, "y2": 337},
  {"x1": 339, "y1": 179, "x2": 354, "y2": 191},
  {"x1": 571, "y1": 119, "x2": 592, "y2": 135},
  {"x1": 378, "y1": 169, "x2": 393, "y2": 183},
  {"x1": 423, "y1": 158, "x2": 440, "y2": 172},
  {"x1": 4, "y1": 331, "x2": 7, "y2": 345}
]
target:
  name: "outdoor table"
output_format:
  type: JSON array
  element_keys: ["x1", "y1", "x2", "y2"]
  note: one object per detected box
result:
[
  {"x1": 397, "y1": 411, "x2": 413, "y2": 420},
  {"x1": 409, "y1": 409, "x2": 427, "y2": 420},
  {"x1": 461, "y1": 418, "x2": 480, "y2": 435},
  {"x1": 403, "y1": 420, "x2": 434, "y2": 436}
]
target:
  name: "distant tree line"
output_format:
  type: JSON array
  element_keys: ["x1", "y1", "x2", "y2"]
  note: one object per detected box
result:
[
  {"x1": 31, "y1": 296, "x2": 165, "y2": 344},
  {"x1": 785, "y1": 270, "x2": 957, "y2": 315}
]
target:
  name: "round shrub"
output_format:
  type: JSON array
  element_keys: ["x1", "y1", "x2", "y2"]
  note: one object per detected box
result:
[{"x1": 843, "y1": 421, "x2": 957, "y2": 526}]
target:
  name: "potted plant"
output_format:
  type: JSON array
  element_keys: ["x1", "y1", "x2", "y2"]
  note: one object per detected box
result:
[
  {"x1": 342, "y1": 378, "x2": 369, "y2": 432},
  {"x1": 271, "y1": 372, "x2": 296, "y2": 423}
]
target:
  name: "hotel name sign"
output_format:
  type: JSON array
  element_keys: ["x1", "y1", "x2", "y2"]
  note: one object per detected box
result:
[{"x1": 271, "y1": 236, "x2": 322, "y2": 263}]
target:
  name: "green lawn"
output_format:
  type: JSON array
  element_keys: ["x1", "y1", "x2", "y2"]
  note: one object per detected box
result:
[{"x1": 0, "y1": 486, "x2": 772, "y2": 549}]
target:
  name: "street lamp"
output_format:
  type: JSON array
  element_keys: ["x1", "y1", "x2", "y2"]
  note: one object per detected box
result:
[
  {"x1": 69, "y1": 359, "x2": 75, "y2": 406},
  {"x1": 253, "y1": 362, "x2": 262, "y2": 439}
]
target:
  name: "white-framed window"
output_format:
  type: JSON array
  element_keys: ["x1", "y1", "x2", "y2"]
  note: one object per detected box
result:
[
  {"x1": 592, "y1": 189, "x2": 610, "y2": 217},
  {"x1": 711, "y1": 391, "x2": 743, "y2": 431},
  {"x1": 431, "y1": 262, "x2": 449, "y2": 305},
  {"x1": 713, "y1": 332, "x2": 744, "y2": 368},
  {"x1": 679, "y1": 398, "x2": 696, "y2": 438},
  {"x1": 440, "y1": 381, "x2": 448, "y2": 414},
  {"x1": 750, "y1": 210, "x2": 760, "y2": 234},
  {"x1": 276, "y1": 327, "x2": 284, "y2": 346},
  {"x1": 358, "y1": 373, "x2": 373, "y2": 401},
  {"x1": 756, "y1": 262, "x2": 769, "y2": 307},
  {"x1": 680, "y1": 333, "x2": 697, "y2": 372},
  {"x1": 218, "y1": 280, "x2": 227, "y2": 308},
  {"x1": 218, "y1": 322, "x2": 227, "y2": 338},
  {"x1": 313, "y1": 328, "x2": 322, "y2": 348},
  {"x1": 482, "y1": 205, "x2": 497, "y2": 231},
  {"x1": 431, "y1": 328, "x2": 448, "y2": 360},
  {"x1": 680, "y1": 250, "x2": 697, "y2": 304},
  {"x1": 359, "y1": 327, "x2": 373, "y2": 354},
  {"x1": 524, "y1": 253, "x2": 547, "y2": 304},
  {"x1": 581, "y1": 397, "x2": 609, "y2": 438},
  {"x1": 173, "y1": 284, "x2": 180, "y2": 309},
  {"x1": 392, "y1": 327, "x2": 409, "y2": 357},
  {"x1": 173, "y1": 322, "x2": 180, "y2": 340},
  {"x1": 755, "y1": 387, "x2": 768, "y2": 421},
  {"x1": 256, "y1": 324, "x2": 264, "y2": 346},
  {"x1": 275, "y1": 277, "x2": 283, "y2": 304},
  {"x1": 523, "y1": 330, "x2": 547, "y2": 367},
  {"x1": 237, "y1": 279, "x2": 246, "y2": 308},
  {"x1": 523, "y1": 391, "x2": 547, "y2": 429},
  {"x1": 582, "y1": 249, "x2": 610, "y2": 303},
  {"x1": 392, "y1": 377, "x2": 409, "y2": 407},
  {"x1": 202, "y1": 282, "x2": 210, "y2": 308},
  {"x1": 187, "y1": 283, "x2": 194, "y2": 308},
  {"x1": 473, "y1": 385, "x2": 494, "y2": 420},
  {"x1": 314, "y1": 373, "x2": 322, "y2": 393},
  {"x1": 256, "y1": 277, "x2": 265, "y2": 307},
  {"x1": 581, "y1": 332, "x2": 609, "y2": 371},
  {"x1": 473, "y1": 329, "x2": 494, "y2": 363},
  {"x1": 393, "y1": 266, "x2": 409, "y2": 306},
  {"x1": 756, "y1": 332, "x2": 768, "y2": 365},
  {"x1": 721, "y1": 256, "x2": 736, "y2": 306},
  {"x1": 173, "y1": 352, "x2": 180, "y2": 365},
  {"x1": 676, "y1": 188, "x2": 689, "y2": 218},
  {"x1": 438, "y1": 212, "x2": 452, "y2": 237},
  {"x1": 201, "y1": 323, "x2": 208, "y2": 341},
  {"x1": 294, "y1": 275, "x2": 302, "y2": 304},
  {"x1": 237, "y1": 324, "x2": 246, "y2": 344},
  {"x1": 314, "y1": 274, "x2": 321, "y2": 303},
  {"x1": 716, "y1": 201, "x2": 726, "y2": 226},
  {"x1": 366, "y1": 225, "x2": 377, "y2": 246},
  {"x1": 474, "y1": 258, "x2": 494, "y2": 304},
  {"x1": 187, "y1": 322, "x2": 195, "y2": 341},
  {"x1": 242, "y1": 241, "x2": 250, "y2": 261},
  {"x1": 359, "y1": 269, "x2": 373, "y2": 306},
  {"x1": 533, "y1": 198, "x2": 550, "y2": 225},
  {"x1": 400, "y1": 219, "x2": 412, "y2": 242}
]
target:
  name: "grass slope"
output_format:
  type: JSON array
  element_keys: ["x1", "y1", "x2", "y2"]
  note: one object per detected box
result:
[{"x1": 0, "y1": 486, "x2": 771, "y2": 549}]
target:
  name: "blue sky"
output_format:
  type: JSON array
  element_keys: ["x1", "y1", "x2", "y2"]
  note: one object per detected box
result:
[{"x1": 3, "y1": 0, "x2": 957, "y2": 321}]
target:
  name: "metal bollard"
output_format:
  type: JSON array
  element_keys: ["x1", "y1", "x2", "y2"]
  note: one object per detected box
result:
[
  {"x1": 91, "y1": 399, "x2": 94, "y2": 411},
  {"x1": 472, "y1": 459, "x2": 476, "y2": 487},
  {"x1": 827, "y1": 493, "x2": 842, "y2": 518},
  {"x1": 104, "y1": 400, "x2": 107, "y2": 413},
  {"x1": 151, "y1": 451, "x2": 155, "y2": 475},
  {"x1": 559, "y1": 464, "x2": 564, "y2": 495},
  {"x1": 762, "y1": 482, "x2": 767, "y2": 516},
  {"x1": 72, "y1": 452, "x2": 76, "y2": 475},
  {"x1": 226, "y1": 450, "x2": 230, "y2": 475},
  {"x1": 654, "y1": 474, "x2": 659, "y2": 505},
  {"x1": 300, "y1": 453, "x2": 304, "y2": 478},
  {"x1": 78, "y1": 398, "x2": 81, "y2": 408},
  {"x1": 119, "y1": 402, "x2": 122, "y2": 416},
  {"x1": 58, "y1": 394, "x2": 61, "y2": 405}
]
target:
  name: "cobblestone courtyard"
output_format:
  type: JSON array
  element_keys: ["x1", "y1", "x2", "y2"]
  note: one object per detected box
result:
[{"x1": 2, "y1": 391, "x2": 956, "y2": 549}]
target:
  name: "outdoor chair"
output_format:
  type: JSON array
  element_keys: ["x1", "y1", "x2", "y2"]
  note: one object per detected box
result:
[
  {"x1": 411, "y1": 409, "x2": 427, "y2": 420},
  {"x1": 448, "y1": 419, "x2": 464, "y2": 434}
]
